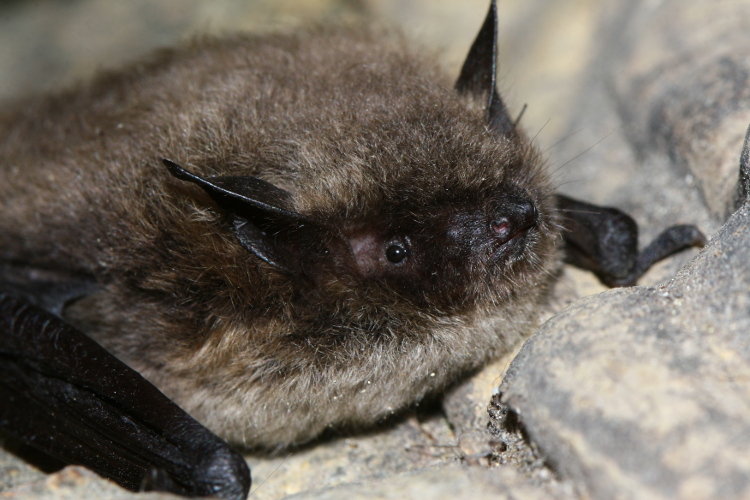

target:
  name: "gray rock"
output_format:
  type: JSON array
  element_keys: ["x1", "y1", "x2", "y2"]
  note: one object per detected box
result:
[
  {"x1": 494, "y1": 2, "x2": 750, "y2": 498},
  {"x1": 283, "y1": 463, "x2": 576, "y2": 500},
  {"x1": 499, "y1": 203, "x2": 750, "y2": 499},
  {"x1": 606, "y1": 0, "x2": 750, "y2": 219},
  {"x1": 0, "y1": 464, "x2": 178, "y2": 500},
  {"x1": 0, "y1": 442, "x2": 46, "y2": 492}
]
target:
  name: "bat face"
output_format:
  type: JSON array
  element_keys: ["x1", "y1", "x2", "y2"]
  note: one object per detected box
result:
[
  {"x1": 139, "y1": 32, "x2": 560, "y2": 446},
  {"x1": 0, "y1": 15, "x2": 562, "y2": 448}
]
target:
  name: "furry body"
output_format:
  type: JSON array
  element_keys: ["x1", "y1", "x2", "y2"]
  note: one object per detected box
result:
[{"x1": 0, "y1": 27, "x2": 559, "y2": 447}]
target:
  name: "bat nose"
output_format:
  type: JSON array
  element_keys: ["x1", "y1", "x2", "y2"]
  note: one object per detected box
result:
[{"x1": 490, "y1": 199, "x2": 537, "y2": 246}]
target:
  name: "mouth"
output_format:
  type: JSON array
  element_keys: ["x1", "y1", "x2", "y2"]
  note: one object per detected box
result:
[{"x1": 491, "y1": 227, "x2": 530, "y2": 260}]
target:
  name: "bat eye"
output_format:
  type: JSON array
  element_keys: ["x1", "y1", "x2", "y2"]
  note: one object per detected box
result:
[{"x1": 385, "y1": 244, "x2": 408, "y2": 264}]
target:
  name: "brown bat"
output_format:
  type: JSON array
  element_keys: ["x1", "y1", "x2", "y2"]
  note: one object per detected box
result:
[{"x1": 0, "y1": 2, "x2": 706, "y2": 498}]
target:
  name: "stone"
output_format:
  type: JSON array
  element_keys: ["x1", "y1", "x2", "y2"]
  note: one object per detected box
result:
[
  {"x1": 499, "y1": 203, "x2": 750, "y2": 499},
  {"x1": 493, "y1": 1, "x2": 750, "y2": 498},
  {"x1": 0, "y1": 463, "x2": 177, "y2": 500},
  {"x1": 285, "y1": 463, "x2": 576, "y2": 500}
]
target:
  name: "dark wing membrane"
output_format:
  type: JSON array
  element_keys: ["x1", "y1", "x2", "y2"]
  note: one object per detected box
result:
[
  {"x1": 0, "y1": 261, "x2": 96, "y2": 317},
  {"x1": 556, "y1": 194, "x2": 706, "y2": 286},
  {"x1": 0, "y1": 293, "x2": 250, "y2": 500}
]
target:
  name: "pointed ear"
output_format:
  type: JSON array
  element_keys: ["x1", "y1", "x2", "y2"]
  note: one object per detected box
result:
[
  {"x1": 163, "y1": 159, "x2": 324, "y2": 275},
  {"x1": 455, "y1": 0, "x2": 516, "y2": 136}
]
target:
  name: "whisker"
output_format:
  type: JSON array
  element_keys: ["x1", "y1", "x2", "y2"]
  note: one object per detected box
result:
[{"x1": 547, "y1": 130, "x2": 615, "y2": 180}]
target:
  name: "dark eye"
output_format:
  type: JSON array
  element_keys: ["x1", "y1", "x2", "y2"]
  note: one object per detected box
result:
[{"x1": 385, "y1": 244, "x2": 408, "y2": 264}]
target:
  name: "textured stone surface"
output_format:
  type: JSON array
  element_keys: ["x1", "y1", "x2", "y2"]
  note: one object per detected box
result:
[
  {"x1": 494, "y1": 1, "x2": 750, "y2": 498},
  {"x1": 499, "y1": 202, "x2": 750, "y2": 499},
  {"x1": 0, "y1": 443, "x2": 46, "y2": 492},
  {"x1": 244, "y1": 411, "x2": 457, "y2": 499},
  {"x1": 0, "y1": 462, "x2": 177, "y2": 500},
  {"x1": 607, "y1": 0, "x2": 750, "y2": 219},
  {"x1": 284, "y1": 463, "x2": 575, "y2": 500}
]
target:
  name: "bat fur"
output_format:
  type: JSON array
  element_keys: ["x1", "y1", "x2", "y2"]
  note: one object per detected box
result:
[{"x1": 0, "y1": 25, "x2": 560, "y2": 447}]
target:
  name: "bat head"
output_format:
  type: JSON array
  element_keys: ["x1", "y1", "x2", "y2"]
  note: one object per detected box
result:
[{"x1": 163, "y1": 1, "x2": 555, "y2": 316}]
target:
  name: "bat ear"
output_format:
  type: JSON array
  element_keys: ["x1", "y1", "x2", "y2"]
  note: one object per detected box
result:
[
  {"x1": 163, "y1": 159, "x2": 343, "y2": 278},
  {"x1": 455, "y1": 0, "x2": 516, "y2": 136}
]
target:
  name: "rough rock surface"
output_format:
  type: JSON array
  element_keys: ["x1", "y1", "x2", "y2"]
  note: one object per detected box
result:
[
  {"x1": 2, "y1": 0, "x2": 749, "y2": 499},
  {"x1": 607, "y1": 0, "x2": 750, "y2": 219},
  {"x1": 499, "y1": 202, "x2": 750, "y2": 499},
  {"x1": 495, "y1": 1, "x2": 750, "y2": 499},
  {"x1": 0, "y1": 453, "x2": 176, "y2": 500}
]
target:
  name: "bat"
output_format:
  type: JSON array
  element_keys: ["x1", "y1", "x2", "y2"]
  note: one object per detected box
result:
[{"x1": 0, "y1": 2, "x2": 707, "y2": 498}]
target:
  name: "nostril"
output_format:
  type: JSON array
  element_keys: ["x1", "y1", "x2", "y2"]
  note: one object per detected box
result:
[
  {"x1": 490, "y1": 200, "x2": 538, "y2": 246},
  {"x1": 491, "y1": 217, "x2": 511, "y2": 237}
]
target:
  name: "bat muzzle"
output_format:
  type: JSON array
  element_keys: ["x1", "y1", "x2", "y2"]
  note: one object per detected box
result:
[{"x1": 489, "y1": 198, "x2": 538, "y2": 258}]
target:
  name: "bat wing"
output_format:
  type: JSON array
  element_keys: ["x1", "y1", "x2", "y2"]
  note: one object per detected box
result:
[
  {"x1": 556, "y1": 194, "x2": 706, "y2": 287},
  {"x1": 0, "y1": 280, "x2": 251, "y2": 499},
  {"x1": 0, "y1": 261, "x2": 97, "y2": 317}
]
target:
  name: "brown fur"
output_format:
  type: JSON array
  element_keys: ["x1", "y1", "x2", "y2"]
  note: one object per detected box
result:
[{"x1": 0, "y1": 26, "x2": 560, "y2": 447}]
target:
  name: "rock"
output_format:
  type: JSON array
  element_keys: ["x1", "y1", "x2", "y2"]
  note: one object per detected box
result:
[
  {"x1": 493, "y1": 1, "x2": 750, "y2": 498},
  {"x1": 0, "y1": 464, "x2": 177, "y2": 500},
  {"x1": 606, "y1": 0, "x2": 750, "y2": 219},
  {"x1": 245, "y1": 412, "x2": 458, "y2": 500},
  {"x1": 499, "y1": 203, "x2": 750, "y2": 499},
  {"x1": 0, "y1": 442, "x2": 46, "y2": 492},
  {"x1": 284, "y1": 463, "x2": 576, "y2": 500}
]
